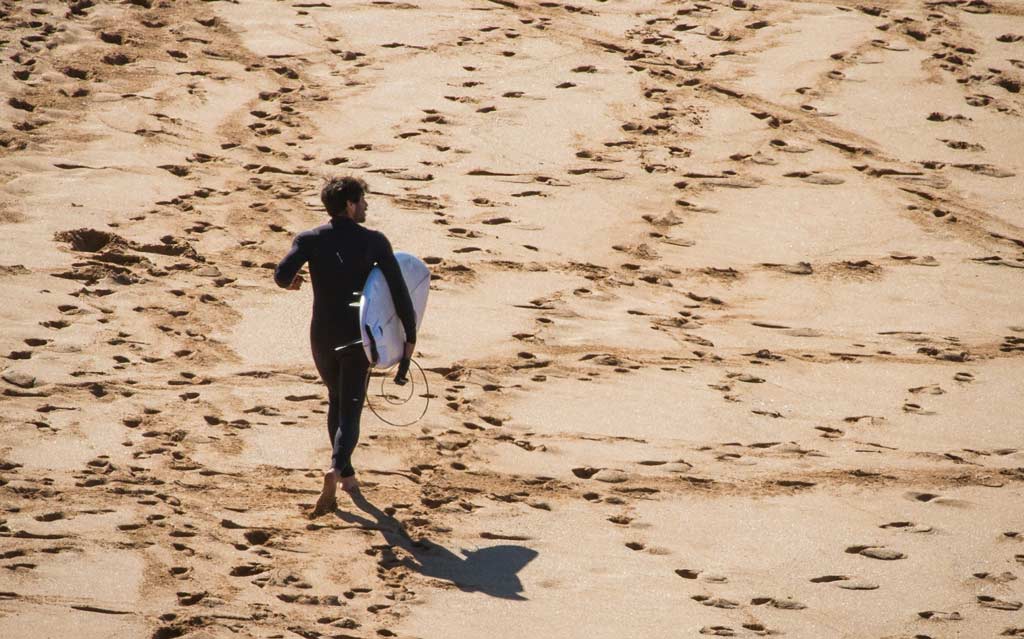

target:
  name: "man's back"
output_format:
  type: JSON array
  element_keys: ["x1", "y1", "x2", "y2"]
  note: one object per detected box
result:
[{"x1": 275, "y1": 216, "x2": 415, "y2": 345}]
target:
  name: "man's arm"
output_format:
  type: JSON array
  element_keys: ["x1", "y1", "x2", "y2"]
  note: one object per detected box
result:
[
  {"x1": 274, "y1": 233, "x2": 308, "y2": 289},
  {"x1": 374, "y1": 234, "x2": 417, "y2": 345}
]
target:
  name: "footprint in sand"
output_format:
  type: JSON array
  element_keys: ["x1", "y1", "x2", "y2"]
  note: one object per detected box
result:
[
  {"x1": 978, "y1": 595, "x2": 1023, "y2": 611},
  {"x1": 229, "y1": 562, "x2": 270, "y2": 577},
  {"x1": 730, "y1": 151, "x2": 776, "y2": 165},
  {"x1": 880, "y1": 521, "x2": 933, "y2": 533},
  {"x1": 845, "y1": 545, "x2": 905, "y2": 560},
  {"x1": 573, "y1": 467, "x2": 621, "y2": 481},
  {"x1": 941, "y1": 138, "x2": 985, "y2": 152},
  {"x1": 966, "y1": 94, "x2": 993, "y2": 107},
  {"x1": 810, "y1": 575, "x2": 879, "y2": 590},
  {"x1": 244, "y1": 530, "x2": 273, "y2": 546},
  {"x1": 953, "y1": 163, "x2": 1015, "y2": 178},
  {"x1": 676, "y1": 569, "x2": 728, "y2": 583},
  {"x1": 691, "y1": 595, "x2": 739, "y2": 609},
  {"x1": 751, "y1": 596, "x2": 806, "y2": 610},
  {"x1": 783, "y1": 171, "x2": 845, "y2": 185},
  {"x1": 775, "y1": 480, "x2": 816, "y2": 489},
  {"x1": 974, "y1": 571, "x2": 1017, "y2": 584},
  {"x1": 176, "y1": 591, "x2": 207, "y2": 606},
  {"x1": 905, "y1": 492, "x2": 967, "y2": 507},
  {"x1": 902, "y1": 402, "x2": 936, "y2": 415},
  {"x1": 171, "y1": 543, "x2": 194, "y2": 556},
  {"x1": 169, "y1": 566, "x2": 192, "y2": 579}
]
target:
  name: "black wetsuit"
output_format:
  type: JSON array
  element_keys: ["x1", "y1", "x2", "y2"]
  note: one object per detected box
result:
[{"x1": 274, "y1": 216, "x2": 417, "y2": 478}]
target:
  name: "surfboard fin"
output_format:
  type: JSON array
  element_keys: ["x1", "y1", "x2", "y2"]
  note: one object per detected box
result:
[
  {"x1": 363, "y1": 324, "x2": 379, "y2": 365},
  {"x1": 334, "y1": 338, "x2": 364, "y2": 355}
]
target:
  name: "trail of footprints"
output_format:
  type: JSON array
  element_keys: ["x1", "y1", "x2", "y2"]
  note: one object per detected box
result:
[{"x1": 3, "y1": 0, "x2": 1024, "y2": 637}]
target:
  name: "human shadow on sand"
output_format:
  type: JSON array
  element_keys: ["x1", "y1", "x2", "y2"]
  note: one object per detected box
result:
[{"x1": 334, "y1": 489, "x2": 538, "y2": 600}]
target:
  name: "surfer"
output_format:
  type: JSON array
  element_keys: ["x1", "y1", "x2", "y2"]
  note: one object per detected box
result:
[{"x1": 274, "y1": 176, "x2": 417, "y2": 517}]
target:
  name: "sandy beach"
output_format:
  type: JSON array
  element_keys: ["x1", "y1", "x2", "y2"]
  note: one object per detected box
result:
[{"x1": 1, "y1": 0, "x2": 1023, "y2": 637}]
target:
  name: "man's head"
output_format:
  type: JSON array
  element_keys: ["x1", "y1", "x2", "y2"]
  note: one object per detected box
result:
[{"x1": 321, "y1": 176, "x2": 368, "y2": 223}]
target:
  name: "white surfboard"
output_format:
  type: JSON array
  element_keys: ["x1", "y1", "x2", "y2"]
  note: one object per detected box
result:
[{"x1": 359, "y1": 252, "x2": 429, "y2": 368}]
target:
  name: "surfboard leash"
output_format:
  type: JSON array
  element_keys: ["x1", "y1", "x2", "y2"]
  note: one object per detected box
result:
[{"x1": 363, "y1": 358, "x2": 430, "y2": 427}]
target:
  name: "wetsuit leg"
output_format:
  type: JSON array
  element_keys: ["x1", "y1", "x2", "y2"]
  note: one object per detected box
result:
[
  {"x1": 330, "y1": 351, "x2": 369, "y2": 477},
  {"x1": 311, "y1": 333, "x2": 341, "y2": 454},
  {"x1": 311, "y1": 321, "x2": 369, "y2": 477}
]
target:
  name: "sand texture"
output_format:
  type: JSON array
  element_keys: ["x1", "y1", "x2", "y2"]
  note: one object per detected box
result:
[{"x1": 2, "y1": 0, "x2": 1023, "y2": 637}]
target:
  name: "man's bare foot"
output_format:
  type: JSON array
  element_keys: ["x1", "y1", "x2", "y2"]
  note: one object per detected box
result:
[
  {"x1": 340, "y1": 474, "x2": 359, "y2": 493},
  {"x1": 310, "y1": 469, "x2": 338, "y2": 519}
]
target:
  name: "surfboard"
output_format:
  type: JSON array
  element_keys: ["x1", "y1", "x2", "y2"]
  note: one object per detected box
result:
[{"x1": 359, "y1": 252, "x2": 430, "y2": 368}]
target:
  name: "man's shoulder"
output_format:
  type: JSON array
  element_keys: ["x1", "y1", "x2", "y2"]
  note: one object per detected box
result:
[
  {"x1": 358, "y1": 226, "x2": 390, "y2": 247},
  {"x1": 295, "y1": 223, "x2": 331, "y2": 241}
]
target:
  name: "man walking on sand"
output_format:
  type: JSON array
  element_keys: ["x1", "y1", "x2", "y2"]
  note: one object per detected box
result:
[{"x1": 275, "y1": 176, "x2": 417, "y2": 517}]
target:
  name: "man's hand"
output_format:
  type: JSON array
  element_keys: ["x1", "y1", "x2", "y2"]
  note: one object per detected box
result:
[
  {"x1": 394, "y1": 342, "x2": 415, "y2": 386},
  {"x1": 287, "y1": 274, "x2": 304, "y2": 290}
]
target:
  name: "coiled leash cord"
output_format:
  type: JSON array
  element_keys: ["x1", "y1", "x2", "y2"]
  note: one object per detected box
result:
[{"x1": 363, "y1": 358, "x2": 430, "y2": 427}]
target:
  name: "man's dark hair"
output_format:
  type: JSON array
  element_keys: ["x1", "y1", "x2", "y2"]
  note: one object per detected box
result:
[{"x1": 321, "y1": 176, "x2": 367, "y2": 217}]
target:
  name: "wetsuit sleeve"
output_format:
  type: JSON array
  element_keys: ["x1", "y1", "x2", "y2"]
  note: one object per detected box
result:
[
  {"x1": 274, "y1": 232, "x2": 309, "y2": 288},
  {"x1": 374, "y1": 233, "x2": 417, "y2": 344}
]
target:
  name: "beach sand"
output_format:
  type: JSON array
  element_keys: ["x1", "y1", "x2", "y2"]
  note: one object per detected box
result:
[{"x1": 1, "y1": 0, "x2": 1023, "y2": 637}]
